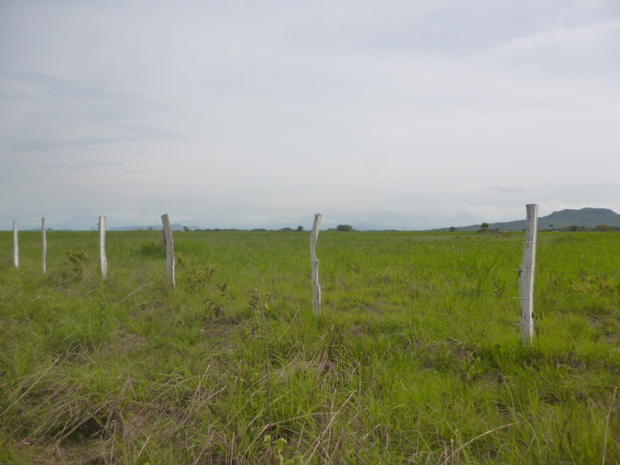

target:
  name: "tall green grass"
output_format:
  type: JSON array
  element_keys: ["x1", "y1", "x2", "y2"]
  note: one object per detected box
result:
[{"x1": 0, "y1": 230, "x2": 618, "y2": 464}]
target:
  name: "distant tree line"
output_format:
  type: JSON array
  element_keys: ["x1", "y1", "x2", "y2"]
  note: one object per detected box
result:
[
  {"x1": 557, "y1": 224, "x2": 620, "y2": 232},
  {"x1": 471, "y1": 223, "x2": 620, "y2": 233}
]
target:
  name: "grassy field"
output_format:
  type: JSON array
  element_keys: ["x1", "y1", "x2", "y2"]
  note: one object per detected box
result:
[{"x1": 0, "y1": 229, "x2": 618, "y2": 464}]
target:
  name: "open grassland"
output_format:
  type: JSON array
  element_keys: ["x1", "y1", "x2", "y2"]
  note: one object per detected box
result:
[{"x1": 0, "y1": 229, "x2": 619, "y2": 464}]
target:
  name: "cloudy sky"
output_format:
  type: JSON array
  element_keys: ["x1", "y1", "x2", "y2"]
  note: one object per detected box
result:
[{"x1": 1, "y1": 0, "x2": 619, "y2": 229}]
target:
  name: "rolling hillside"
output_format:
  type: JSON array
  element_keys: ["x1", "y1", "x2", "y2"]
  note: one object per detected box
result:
[{"x1": 446, "y1": 208, "x2": 620, "y2": 231}]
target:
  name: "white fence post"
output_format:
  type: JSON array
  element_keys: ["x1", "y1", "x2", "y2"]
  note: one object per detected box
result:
[
  {"x1": 99, "y1": 216, "x2": 108, "y2": 278},
  {"x1": 520, "y1": 203, "x2": 538, "y2": 343},
  {"x1": 310, "y1": 213, "x2": 322, "y2": 315},
  {"x1": 161, "y1": 214, "x2": 176, "y2": 288},
  {"x1": 13, "y1": 220, "x2": 19, "y2": 268},
  {"x1": 41, "y1": 217, "x2": 47, "y2": 274}
]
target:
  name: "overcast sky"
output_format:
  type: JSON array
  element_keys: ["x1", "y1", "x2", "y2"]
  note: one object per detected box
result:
[{"x1": 1, "y1": 0, "x2": 619, "y2": 229}]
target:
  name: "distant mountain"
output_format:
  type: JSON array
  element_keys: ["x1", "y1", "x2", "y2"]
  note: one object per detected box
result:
[
  {"x1": 110, "y1": 225, "x2": 156, "y2": 231},
  {"x1": 442, "y1": 208, "x2": 620, "y2": 231}
]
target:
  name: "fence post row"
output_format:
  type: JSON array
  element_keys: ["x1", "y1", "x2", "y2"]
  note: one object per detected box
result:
[
  {"x1": 161, "y1": 214, "x2": 176, "y2": 288},
  {"x1": 519, "y1": 203, "x2": 538, "y2": 344},
  {"x1": 13, "y1": 220, "x2": 19, "y2": 269},
  {"x1": 310, "y1": 213, "x2": 322, "y2": 315},
  {"x1": 99, "y1": 216, "x2": 108, "y2": 278},
  {"x1": 41, "y1": 217, "x2": 47, "y2": 274},
  {"x1": 7, "y1": 207, "x2": 545, "y2": 346}
]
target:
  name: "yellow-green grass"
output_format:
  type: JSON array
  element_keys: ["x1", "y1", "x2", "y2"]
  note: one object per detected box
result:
[{"x1": 0, "y1": 230, "x2": 618, "y2": 464}]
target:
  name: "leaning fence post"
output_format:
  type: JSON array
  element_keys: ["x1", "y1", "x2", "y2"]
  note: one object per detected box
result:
[
  {"x1": 41, "y1": 217, "x2": 47, "y2": 274},
  {"x1": 519, "y1": 203, "x2": 538, "y2": 343},
  {"x1": 13, "y1": 220, "x2": 19, "y2": 268},
  {"x1": 99, "y1": 216, "x2": 108, "y2": 278},
  {"x1": 161, "y1": 214, "x2": 176, "y2": 288},
  {"x1": 310, "y1": 213, "x2": 322, "y2": 315}
]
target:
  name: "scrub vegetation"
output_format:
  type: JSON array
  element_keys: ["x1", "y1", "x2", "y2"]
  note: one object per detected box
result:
[{"x1": 0, "y1": 229, "x2": 618, "y2": 464}]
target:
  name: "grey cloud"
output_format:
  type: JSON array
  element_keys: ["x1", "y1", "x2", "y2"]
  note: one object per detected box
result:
[
  {"x1": 42, "y1": 161, "x2": 126, "y2": 171},
  {"x1": 488, "y1": 185, "x2": 524, "y2": 194},
  {"x1": 3, "y1": 71, "x2": 184, "y2": 152},
  {"x1": 115, "y1": 124, "x2": 185, "y2": 141},
  {"x1": 481, "y1": 20, "x2": 620, "y2": 77},
  {"x1": 11, "y1": 124, "x2": 184, "y2": 152},
  {"x1": 14, "y1": 136, "x2": 134, "y2": 152},
  {"x1": 217, "y1": 0, "x2": 619, "y2": 56},
  {"x1": 11, "y1": 127, "x2": 185, "y2": 152},
  {"x1": 5, "y1": 71, "x2": 166, "y2": 113},
  {"x1": 0, "y1": 1, "x2": 618, "y2": 229}
]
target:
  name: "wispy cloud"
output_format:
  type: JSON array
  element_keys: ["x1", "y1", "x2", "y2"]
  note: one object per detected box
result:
[
  {"x1": 13, "y1": 125, "x2": 184, "y2": 152},
  {"x1": 5, "y1": 71, "x2": 166, "y2": 115},
  {"x1": 41, "y1": 161, "x2": 126, "y2": 171},
  {"x1": 15, "y1": 136, "x2": 133, "y2": 152},
  {"x1": 2, "y1": 71, "x2": 185, "y2": 152}
]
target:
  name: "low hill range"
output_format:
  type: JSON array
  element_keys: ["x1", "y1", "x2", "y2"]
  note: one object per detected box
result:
[
  {"x1": 111, "y1": 223, "x2": 195, "y2": 231},
  {"x1": 441, "y1": 208, "x2": 620, "y2": 231},
  {"x1": 12, "y1": 207, "x2": 619, "y2": 232}
]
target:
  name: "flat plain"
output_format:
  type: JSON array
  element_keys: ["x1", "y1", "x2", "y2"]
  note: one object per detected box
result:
[{"x1": 0, "y1": 229, "x2": 618, "y2": 464}]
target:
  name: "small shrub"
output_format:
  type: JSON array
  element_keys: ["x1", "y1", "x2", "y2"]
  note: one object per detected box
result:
[
  {"x1": 136, "y1": 241, "x2": 165, "y2": 257},
  {"x1": 248, "y1": 288, "x2": 271, "y2": 315},
  {"x1": 62, "y1": 250, "x2": 89, "y2": 281},
  {"x1": 176, "y1": 253, "x2": 217, "y2": 291}
]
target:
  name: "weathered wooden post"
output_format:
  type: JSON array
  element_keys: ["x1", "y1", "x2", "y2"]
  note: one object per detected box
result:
[
  {"x1": 13, "y1": 220, "x2": 19, "y2": 268},
  {"x1": 99, "y1": 216, "x2": 108, "y2": 278},
  {"x1": 310, "y1": 213, "x2": 322, "y2": 315},
  {"x1": 519, "y1": 204, "x2": 538, "y2": 343},
  {"x1": 41, "y1": 217, "x2": 47, "y2": 274},
  {"x1": 161, "y1": 214, "x2": 176, "y2": 288}
]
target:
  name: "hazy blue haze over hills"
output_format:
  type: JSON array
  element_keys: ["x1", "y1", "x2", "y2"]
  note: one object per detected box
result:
[
  {"x1": 106, "y1": 208, "x2": 620, "y2": 231},
  {"x1": 6, "y1": 208, "x2": 620, "y2": 232},
  {"x1": 111, "y1": 223, "x2": 192, "y2": 231}
]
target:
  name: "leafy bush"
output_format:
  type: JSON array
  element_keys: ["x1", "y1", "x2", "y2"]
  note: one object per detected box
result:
[
  {"x1": 62, "y1": 250, "x2": 90, "y2": 280},
  {"x1": 176, "y1": 253, "x2": 217, "y2": 292}
]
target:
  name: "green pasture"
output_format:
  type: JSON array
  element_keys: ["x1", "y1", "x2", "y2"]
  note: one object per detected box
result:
[{"x1": 0, "y1": 230, "x2": 618, "y2": 464}]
